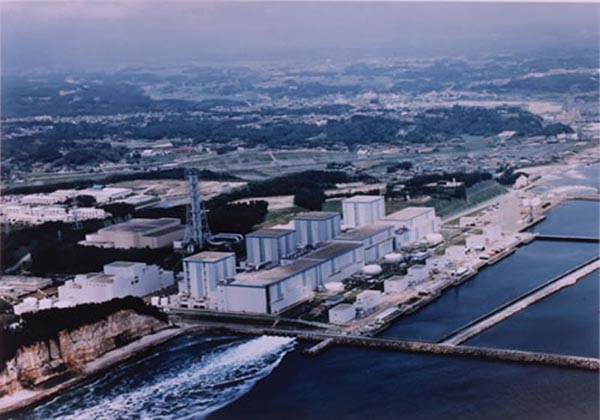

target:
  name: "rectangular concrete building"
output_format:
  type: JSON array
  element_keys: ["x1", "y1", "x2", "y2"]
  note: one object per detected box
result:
[
  {"x1": 222, "y1": 258, "x2": 322, "y2": 314},
  {"x1": 58, "y1": 261, "x2": 174, "y2": 306},
  {"x1": 381, "y1": 207, "x2": 440, "y2": 246},
  {"x1": 336, "y1": 225, "x2": 395, "y2": 263},
  {"x1": 294, "y1": 212, "x2": 341, "y2": 247},
  {"x1": 303, "y1": 241, "x2": 364, "y2": 287},
  {"x1": 342, "y1": 195, "x2": 385, "y2": 228},
  {"x1": 81, "y1": 218, "x2": 185, "y2": 249},
  {"x1": 183, "y1": 251, "x2": 236, "y2": 308},
  {"x1": 245, "y1": 228, "x2": 298, "y2": 268}
]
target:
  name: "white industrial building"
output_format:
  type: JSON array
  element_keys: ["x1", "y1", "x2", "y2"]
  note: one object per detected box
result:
[
  {"x1": 342, "y1": 195, "x2": 385, "y2": 228},
  {"x1": 220, "y1": 259, "x2": 321, "y2": 314},
  {"x1": 81, "y1": 218, "x2": 185, "y2": 249},
  {"x1": 328, "y1": 303, "x2": 356, "y2": 324},
  {"x1": 336, "y1": 225, "x2": 395, "y2": 264},
  {"x1": 384, "y1": 275, "x2": 411, "y2": 293},
  {"x1": 0, "y1": 204, "x2": 107, "y2": 225},
  {"x1": 183, "y1": 252, "x2": 236, "y2": 308},
  {"x1": 355, "y1": 290, "x2": 382, "y2": 312},
  {"x1": 381, "y1": 207, "x2": 440, "y2": 246},
  {"x1": 57, "y1": 261, "x2": 174, "y2": 306},
  {"x1": 245, "y1": 228, "x2": 298, "y2": 268},
  {"x1": 294, "y1": 212, "x2": 341, "y2": 247},
  {"x1": 303, "y1": 242, "x2": 364, "y2": 287},
  {"x1": 181, "y1": 242, "x2": 364, "y2": 315}
]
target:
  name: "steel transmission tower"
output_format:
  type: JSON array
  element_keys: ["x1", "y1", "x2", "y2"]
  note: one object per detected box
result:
[{"x1": 184, "y1": 169, "x2": 211, "y2": 253}]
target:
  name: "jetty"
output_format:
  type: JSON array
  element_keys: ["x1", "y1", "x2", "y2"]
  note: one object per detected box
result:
[{"x1": 438, "y1": 257, "x2": 600, "y2": 345}]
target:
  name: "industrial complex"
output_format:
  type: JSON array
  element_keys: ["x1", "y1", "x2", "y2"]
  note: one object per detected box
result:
[{"x1": 172, "y1": 195, "x2": 443, "y2": 316}]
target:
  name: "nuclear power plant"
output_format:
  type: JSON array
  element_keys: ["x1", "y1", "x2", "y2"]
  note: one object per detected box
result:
[{"x1": 177, "y1": 195, "x2": 442, "y2": 315}]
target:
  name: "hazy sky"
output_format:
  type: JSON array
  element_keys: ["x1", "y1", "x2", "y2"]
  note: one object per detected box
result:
[{"x1": 1, "y1": 1, "x2": 598, "y2": 71}]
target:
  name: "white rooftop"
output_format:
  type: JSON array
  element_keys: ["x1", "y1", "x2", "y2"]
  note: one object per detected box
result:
[
  {"x1": 343, "y1": 195, "x2": 383, "y2": 203},
  {"x1": 383, "y1": 206, "x2": 434, "y2": 220}
]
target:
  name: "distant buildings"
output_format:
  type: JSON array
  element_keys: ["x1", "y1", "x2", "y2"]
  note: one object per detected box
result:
[
  {"x1": 56, "y1": 261, "x2": 174, "y2": 307},
  {"x1": 0, "y1": 204, "x2": 107, "y2": 225},
  {"x1": 80, "y1": 218, "x2": 185, "y2": 249}
]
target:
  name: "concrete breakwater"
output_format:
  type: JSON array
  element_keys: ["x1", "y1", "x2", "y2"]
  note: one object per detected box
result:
[
  {"x1": 439, "y1": 257, "x2": 600, "y2": 345},
  {"x1": 195, "y1": 322, "x2": 599, "y2": 371}
]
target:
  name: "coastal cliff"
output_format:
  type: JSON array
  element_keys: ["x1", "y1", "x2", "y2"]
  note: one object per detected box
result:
[{"x1": 0, "y1": 305, "x2": 168, "y2": 398}]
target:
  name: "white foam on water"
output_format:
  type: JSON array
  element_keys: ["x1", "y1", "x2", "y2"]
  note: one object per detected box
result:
[{"x1": 30, "y1": 335, "x2": 295, "y2": 420}]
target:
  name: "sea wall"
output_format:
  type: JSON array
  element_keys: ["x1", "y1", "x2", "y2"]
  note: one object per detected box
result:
[{"x1": 0, "y1": 310, "x2": 167, "y2": 397}]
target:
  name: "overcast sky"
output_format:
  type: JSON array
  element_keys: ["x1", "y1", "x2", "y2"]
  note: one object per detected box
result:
[{"x1": 1, "y1": 1, "x2": 598, "y2": 72}]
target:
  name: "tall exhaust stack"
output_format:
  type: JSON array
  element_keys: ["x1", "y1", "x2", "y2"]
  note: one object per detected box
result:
[{"x1": 184, "y1": 169, "x2": 211, "y2": 253}]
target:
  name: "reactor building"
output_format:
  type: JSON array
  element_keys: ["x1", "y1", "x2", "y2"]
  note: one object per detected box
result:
[{"x1": 178, "y1": 195, "x2": 440, "y2": 315}]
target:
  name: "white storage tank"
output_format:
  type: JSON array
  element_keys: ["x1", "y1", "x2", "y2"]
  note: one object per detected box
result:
[
  {"x1": 384, "y1": 253, "x2": 404, "y2": 263},
  {"x1": 362, "y1": 264, "x2": 383, "y2": 276},
  {"x1": 151, "y1": 296, "x2": 160, "y2": 306}
]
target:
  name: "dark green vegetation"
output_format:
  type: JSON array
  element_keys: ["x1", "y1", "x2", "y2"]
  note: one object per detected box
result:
[
  {"x1": 389, "y1": 171, "x2": 493, "y2": 199},
  {"x1": 0, "y1": 297, "x2": 167, "y2": 371},
  {"x1": 386, "y1": 180, "x2": 506, "y2": 218},
  {"x1": 209, "y1": 170, "x2": 376, "y2": 206},
  {"x1": 294, "y1": 189, "x2": 326, "y2": 211},
  {"x1": 3, "y1": 168, "x2": 237, "y2": 195}
]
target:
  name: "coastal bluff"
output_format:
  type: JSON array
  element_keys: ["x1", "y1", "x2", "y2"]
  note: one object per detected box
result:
[{"x1": 0, "y1": 299, "x2": 169, "y2": 399}]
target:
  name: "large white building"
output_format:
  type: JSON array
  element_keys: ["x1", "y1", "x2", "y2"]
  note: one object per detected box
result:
[
  {"x1": 342, "y1": 195, "x2": 385, "y2": 228},
  {"x1": 58, "y1": 261, "x2": 174, "y2": 306},
  {"x1": 294, "y1": 212, "x2": 341, "y2": 247},
  {"x1": 183, "y1": 252, "x2": 236, "y2": 307},
  {"x1": 381, "y1": 207, "x2": 440, "y2": 246},
  {"x1": 336, "y1": 225, "x2": 395, "y2": 264},
  {"x1": 81, "y1": 218, "x2": 185, "y2": 249},
  {"x1": 245, "y1": 228, "x2": 298, "y2": 268}
]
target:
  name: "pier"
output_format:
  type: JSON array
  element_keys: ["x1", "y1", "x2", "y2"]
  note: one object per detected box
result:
[
  {"x1": 536, "y1": 234, "x2": 600, "y2": 243},
  {"x1": 438, "y1": 257, "x2": 600, "y2": 346}
]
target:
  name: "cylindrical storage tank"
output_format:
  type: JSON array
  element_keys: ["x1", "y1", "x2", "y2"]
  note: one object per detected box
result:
[
  {"x1": 151, "y1": 296, "x2": 160, "y2": 306},
  {"x1": 159, "y1": 297, "x2": 169, "y2": 307},
  {"x1": 384, "y1": 253, "x2": 404, "y2": 263},
  {"x1": 362, "y1": 264, "x2": 383, "y2": 276},
  {"x1": 426, "y1": 233, "x2": 444, "y2": 245}
]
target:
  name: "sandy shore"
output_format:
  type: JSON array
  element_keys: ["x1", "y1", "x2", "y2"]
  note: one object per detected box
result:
[{"x1": 0, "y1": 325, "x2": 191, "y2": 416}]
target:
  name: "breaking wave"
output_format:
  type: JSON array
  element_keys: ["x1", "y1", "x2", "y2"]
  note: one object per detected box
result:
[{"x1": 27, "y1": 335, "x2": 295, "y2": 420}]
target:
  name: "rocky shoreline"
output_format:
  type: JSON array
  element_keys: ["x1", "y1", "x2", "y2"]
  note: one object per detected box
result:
[{"x1": 0, "y1": 311, "x2": 189, "y2": 416}]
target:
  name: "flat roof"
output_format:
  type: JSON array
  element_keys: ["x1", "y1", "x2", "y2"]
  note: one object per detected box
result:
[
  {"x1": 343, "y1": 195, "x2": 383, "y2": 203},
  {"x1": 330, "y1": 303, "x2": 355, "y2": 311},
  {"x1": 303, "y1": 241, "x2": 362, "y2": 261},
  {"x1": 144, "y1": 225, "x2": 185, "y2": 238},
  {"x1": 336, "y1": 225, "x2": 394, "y2": 242},
  {"x1": 383, "y1": 207, "x2": 433, "y2": 221},
  {"x1": 295, "y1": 211, "x2": 339, "y2": 220},
  {"x1": 233, "y1": 258, "x2": 321, "y2": 287},
  {"x1": 104, "y1": 261, "x2": 141, "y2": 268},
  {"x1": 185, "y1": 251, "x2": 235, "y2": 263},
  {"x1": 100, "y1": 218, "x2": 181, "y2": 233},
  {"x1": 246, "y1": 228, "x2": 295, "y2": 238}
]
